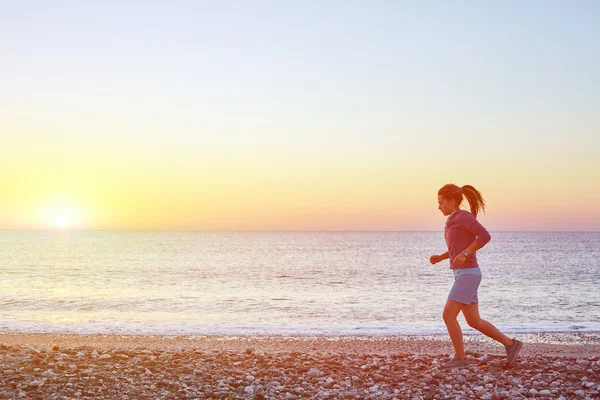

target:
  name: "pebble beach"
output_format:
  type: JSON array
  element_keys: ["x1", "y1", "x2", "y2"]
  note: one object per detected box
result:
[{"x1": 1, "y1": 333, "x2": 599, "y2": 399}]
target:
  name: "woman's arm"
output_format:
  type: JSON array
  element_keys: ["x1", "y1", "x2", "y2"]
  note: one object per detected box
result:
[
  {"x1": 469, "y1": 218, "x2": 491, "y2": 248},
  {"x1": 463, "y1": 241, "x2": 483, "y2": 256},
  {"x1": 454, "y1": 213, "x2": 492, "y2": 264},
  {"x1": 454, "y1": 240, "x2": 485, "y2": 265},
  {"x1": 430, "y1": 251, "x2": 449, "y2": 264},
  {"x1": 463, "y1": 213, "x2": 492, "y2": 253}
]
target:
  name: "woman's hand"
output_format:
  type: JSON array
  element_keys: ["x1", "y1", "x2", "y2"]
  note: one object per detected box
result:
[
  {"x1": 429, "y1": 255, "x2": 444, "y2": 264},
  {"x1": 453, "y1": 253, "x2": 467, "y2": 266}
]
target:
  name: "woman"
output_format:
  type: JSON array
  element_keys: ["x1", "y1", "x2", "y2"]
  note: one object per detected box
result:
[{"x1": 430, "y1": 183, "x2": 522, "y2": 369}]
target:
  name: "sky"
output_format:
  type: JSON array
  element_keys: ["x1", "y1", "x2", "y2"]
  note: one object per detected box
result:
[{"x1": 1, "y1": 1, "x2": 599, "y2": 231}]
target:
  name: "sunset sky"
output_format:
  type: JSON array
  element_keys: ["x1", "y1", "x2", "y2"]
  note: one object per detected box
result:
[{"x1": 1, "y1": 1, "x2": 599, "y2": 231}]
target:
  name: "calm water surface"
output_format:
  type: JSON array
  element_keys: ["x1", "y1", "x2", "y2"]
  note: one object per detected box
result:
[{"x1": 0, "y1": 231, "x2": 598, "y2": 335}]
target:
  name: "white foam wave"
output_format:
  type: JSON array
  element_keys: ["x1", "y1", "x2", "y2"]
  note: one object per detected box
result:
[{"x1": 1, "y1": 321, "x2": 600, "y2": 336}]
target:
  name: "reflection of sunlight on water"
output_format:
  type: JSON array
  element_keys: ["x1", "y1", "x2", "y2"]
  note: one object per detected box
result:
[
  {"x1": 42, "y1": 312, "x2": 90, "y2": 323},
  {"x1": 51, "y1": 287, "x2": 69, "y2": 296}
]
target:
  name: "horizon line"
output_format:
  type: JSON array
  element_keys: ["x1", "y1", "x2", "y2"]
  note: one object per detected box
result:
[{"x1": 1, "y1": 229, "x2": 599, "y2": 233}]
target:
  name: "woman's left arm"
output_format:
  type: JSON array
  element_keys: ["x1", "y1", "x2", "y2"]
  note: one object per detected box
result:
[
  {"x1": 464, "y1": 214, "x2": 491, "y2": 256},
  {"x1": 463, "y1": 240, "x2": 484, "y2": 256},
  {"x1": 453, "y1": 214, "x2": 492, "y2": 265}
]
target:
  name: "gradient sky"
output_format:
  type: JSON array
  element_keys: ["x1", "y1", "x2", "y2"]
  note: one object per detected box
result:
[{"x1": 1, "y1": 1, "x2": 599, "y2": 231}]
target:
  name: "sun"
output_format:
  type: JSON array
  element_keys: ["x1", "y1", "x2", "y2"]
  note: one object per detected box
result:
[
  {"x1": 55, "y1": 215, "x2": 68, "y2": 228},
  {"x1": 38, "y1": 199, "x2": 89, "y2": 229}
]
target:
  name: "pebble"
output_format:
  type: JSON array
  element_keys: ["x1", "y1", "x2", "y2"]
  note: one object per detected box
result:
[
  {"x1": 308, "y1": 368, "x2": 321, "y2": 378},
  {"x1": 509, "y1": 377, "x2": 522, "y2": 386},
  {"x1": 0, "y1": 346, "x2": 596, "y2": 399}
]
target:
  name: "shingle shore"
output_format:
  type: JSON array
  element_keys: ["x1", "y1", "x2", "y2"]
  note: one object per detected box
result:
[{"x1": 1, "y1": 334, "x2": 599, "y2": 399}]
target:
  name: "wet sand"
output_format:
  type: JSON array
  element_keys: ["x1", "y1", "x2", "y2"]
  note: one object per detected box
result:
[{"x1": 2, "y1": 332, "x2": 600, "y2": 357}]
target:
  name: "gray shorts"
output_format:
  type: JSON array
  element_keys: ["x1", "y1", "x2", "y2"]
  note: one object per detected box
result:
[{"x1": 448, "y1": 267, "x2": 482, "y2": 305}]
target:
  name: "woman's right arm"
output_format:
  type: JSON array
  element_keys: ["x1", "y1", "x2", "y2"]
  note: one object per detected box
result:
[{"x1": 430, "y1": 251, "x2": 449, "y2": 264}]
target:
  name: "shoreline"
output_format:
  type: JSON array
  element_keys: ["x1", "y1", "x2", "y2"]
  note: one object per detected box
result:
[{"x1": 2, "y1": 332, "x2": 600, "y2": 357}]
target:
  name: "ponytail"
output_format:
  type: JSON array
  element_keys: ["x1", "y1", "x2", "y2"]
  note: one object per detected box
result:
[
  {"x1": 438, "y1": 183, "x2": 486, "y2": 217},
  {"x1": 461, "y1": 185, "x2": 486, "y2": 217}
]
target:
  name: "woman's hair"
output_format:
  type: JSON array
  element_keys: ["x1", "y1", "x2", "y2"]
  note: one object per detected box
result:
[{"x1": 438, "y1": 183, "x2": 486, "y2": 217}]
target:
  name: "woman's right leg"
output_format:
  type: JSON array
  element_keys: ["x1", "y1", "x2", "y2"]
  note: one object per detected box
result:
[{"x1": 443, "y1": 300, "x2": 465, "y2": 359}]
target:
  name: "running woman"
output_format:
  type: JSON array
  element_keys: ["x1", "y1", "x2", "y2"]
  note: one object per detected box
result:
[{"x1": 430, "y1": 183, "x2": 523, "y2": 369}]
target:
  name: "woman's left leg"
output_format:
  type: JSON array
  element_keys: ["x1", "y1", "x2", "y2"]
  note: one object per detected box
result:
[{"x1": 461, "y1": 303, "x2": 513, "y2": 347}]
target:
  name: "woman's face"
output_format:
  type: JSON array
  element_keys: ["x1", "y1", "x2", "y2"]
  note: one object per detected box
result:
[{"x1": 438, "y1": 195, "x2": 458, "y2": 216}]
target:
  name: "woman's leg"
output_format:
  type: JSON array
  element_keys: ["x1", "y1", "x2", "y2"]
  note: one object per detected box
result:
[
  {"x1": 442, "y1": 300, "x2": 466, "y2": 359},
  {"x1": 461, "y1": 303, "x2": 513, "y2": 347}
]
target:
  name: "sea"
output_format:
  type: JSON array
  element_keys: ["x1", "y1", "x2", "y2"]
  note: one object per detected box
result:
[{"x1": 0, "y1": 231, "x2": 598, "y2": 336}]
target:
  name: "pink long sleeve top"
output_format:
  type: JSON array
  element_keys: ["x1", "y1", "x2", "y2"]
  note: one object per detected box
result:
[{"x1": 444, "y1": 210, "x2": 492, "y2": 269}]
